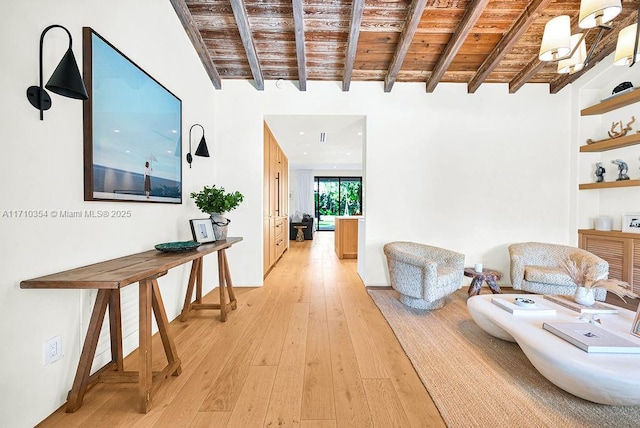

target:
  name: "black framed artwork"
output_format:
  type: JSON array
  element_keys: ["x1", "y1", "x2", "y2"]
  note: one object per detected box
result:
[{"x1": 83, "y1": 27, "x2": 182, "y2": 203}]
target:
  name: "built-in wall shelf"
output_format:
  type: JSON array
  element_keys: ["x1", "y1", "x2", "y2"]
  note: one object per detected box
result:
[
  {"x1": 580, "y1": 89, "x2": 640, "y2": 116},
  {"x1": 580, "y1": 133, "x2": 640, "y2": 152},
  {"x1": 579, "y1": 179, "x2": 640, "y2": 190}
]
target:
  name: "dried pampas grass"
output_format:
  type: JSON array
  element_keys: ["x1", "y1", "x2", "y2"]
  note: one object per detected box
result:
[{"x1": 561, "y1": 253, "x2": 638, "y2": 302}]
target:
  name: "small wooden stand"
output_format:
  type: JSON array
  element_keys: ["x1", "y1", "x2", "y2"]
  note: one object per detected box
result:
[
  {"x1": 464, "y1": 267, "x2": 502, "y2": 296},
  {"x1": 294, "y1": 225, "x2": 307, "y2": 242}
]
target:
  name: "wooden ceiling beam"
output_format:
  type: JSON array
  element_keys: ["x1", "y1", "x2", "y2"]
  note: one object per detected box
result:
[
  {"x1": 169, "y1": 0, "x2": 222, "y2": 89},
  {"x1": 342, "y1": 0, "x2": 365, "y2": 92},
  {"x1": 467, "y1": 0, "x2": 552, "y2": 94},
  {"x1": 384, "y1": 0, "x2": 428, "y2": 93},
  {"x1": 426, "y1": 0, "x2": 491, "y2": 93},
  {"x1": 292, "y1": 0, "x2": 307, "y2": 91},
  {"x1": 230, "y1": 0, "x2": 265, "y2": 90},
  {"x1": 550, "y1": 12, "x2": 638, "y2": 94}
]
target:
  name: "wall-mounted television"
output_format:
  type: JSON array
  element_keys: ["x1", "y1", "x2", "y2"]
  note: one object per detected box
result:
[{"x1": 83, "y1": 27, "x2": 182, "y2": 203}]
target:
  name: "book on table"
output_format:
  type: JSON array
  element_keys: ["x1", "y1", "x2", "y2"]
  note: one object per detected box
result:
[
  {"x1": 542, "y1": 322, "x2": 640, "y2": 354},
  {"x1": 491, "y1": 297, "x2": 556, "y2": 316},
  {"x1": 543, "y1": 294, "x2": 619, "y2": 314}
]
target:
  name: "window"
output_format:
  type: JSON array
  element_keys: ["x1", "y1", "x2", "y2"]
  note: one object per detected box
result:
[{"x1": 314, "y1": 176, "x2": 362, "y2": 231}]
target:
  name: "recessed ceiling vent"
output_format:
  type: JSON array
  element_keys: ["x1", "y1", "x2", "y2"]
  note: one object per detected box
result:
[{"x1": 319, "y1": 132, "x2": 326, "y2": 143}]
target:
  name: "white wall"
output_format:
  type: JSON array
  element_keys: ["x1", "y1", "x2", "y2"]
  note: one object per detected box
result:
[
  {"x1": 0, "y1": 1, "x2": 229, "y2": 426},
  {"x1": 215, "y1": 80, "x2": 573, "y2": 286},
  {"x1": 1, "y1": 2, "x2": 580, "y2": 425}
]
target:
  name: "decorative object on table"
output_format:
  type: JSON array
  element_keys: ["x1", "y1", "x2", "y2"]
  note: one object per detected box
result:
[
  {"x1": 474, "y1": 262, "x2": 483, "y2": 273},
  {"x1": 542, "y1": 322, "x2": 640, "y2": 354},
  {"x1": 491, "y1": 297, "x2": 556, "y2": 316},
  {"x1": 26, "y1": 24, "x2": 88, "y2": 120},
  {"x1": 560, "y1": 252, "x2": 638, "y2": 306},
  {"x1": 594, "y1": 215, "x2": 612, "y2": 231},
  {"x1": 621, "y1": 213, "x2": 640, "y2": 233},
  {"x1": 543, "y1": 294, "x2": 619, "y2": 314},
  {"x1": 186, "y1": 124, "x2": 210, "y2": 168},
  {"x1": 607, "y1": 116, "x2": 635, "y2": 138},
  {"x1": 611, "y1": 159, "x2": 629, "y2": 180},
  {"x1": 83, "y1": 28, "x2": 181, "y2": 204},
  {"x1": 190, "y1": 185, "x2": 244, "y2": 240},
  {"x1": 612, "y1": 81, "x2": 633, "y2": 94},
  {"x1": 594, "y1": 162, "x2": 606, "y2": 182},
  {"x1": 189, "y1": 218, "x2": 215, "y2": 243},
  {"x1": 154, "y1": 241, "x2": 201, "y2": 253}
]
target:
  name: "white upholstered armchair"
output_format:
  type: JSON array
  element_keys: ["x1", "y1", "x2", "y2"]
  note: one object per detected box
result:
[
  {"x1": 508, "y1": 242, "x2": 608, "y2": 300},
  {"x1": 383, "y1": 241, "x2": 465, "y2": 309}
]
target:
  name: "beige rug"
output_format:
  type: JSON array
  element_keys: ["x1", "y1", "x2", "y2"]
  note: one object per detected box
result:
[{"x1": 368, "y1": 289, "x2": 640, "y2": 428}]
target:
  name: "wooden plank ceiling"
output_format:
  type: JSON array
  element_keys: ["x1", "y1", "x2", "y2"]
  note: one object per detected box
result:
[{"x1": 171, "y1": 0, "x2": 639, "y2": 93}]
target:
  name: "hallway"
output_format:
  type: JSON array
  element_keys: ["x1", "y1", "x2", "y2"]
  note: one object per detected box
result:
[{"x1": 40, "y1": 232, "x2": 444, "y2": 427}]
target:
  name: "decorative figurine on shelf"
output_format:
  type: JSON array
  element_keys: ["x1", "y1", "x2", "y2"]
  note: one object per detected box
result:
[
  {"x1": 594, "y1": 162, "x2": 606, "y2": 182},
  {"x1": 611, "y1": 159, "x2": 630, "y2": 181},
  {"x1": 608, "y1": 116, "x2": 636, "y2": 138}
]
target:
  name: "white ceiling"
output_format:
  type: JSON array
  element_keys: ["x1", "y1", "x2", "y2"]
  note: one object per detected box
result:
[{"x1": 265, "y1": 115, "x2": 365, "y2": 171}]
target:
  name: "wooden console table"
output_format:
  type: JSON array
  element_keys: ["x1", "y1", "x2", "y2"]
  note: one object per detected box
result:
[{"x1": 20, "y1": 237, "x2": 242, "y2": 414}]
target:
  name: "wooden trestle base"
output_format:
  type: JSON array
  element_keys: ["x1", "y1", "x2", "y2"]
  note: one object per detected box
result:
[{"x1": 20, "y1": 237, "x2": 242, "y2": 414}]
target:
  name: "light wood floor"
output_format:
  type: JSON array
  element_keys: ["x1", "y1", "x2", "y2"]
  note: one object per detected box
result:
[{"x1": 40, "y1": 232, "x2": 445, "y2": 427}]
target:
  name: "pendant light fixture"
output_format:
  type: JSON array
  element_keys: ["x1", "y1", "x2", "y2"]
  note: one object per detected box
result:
[
  {"x1": 558, "y1": 34, "x2": 588, "y2": 74},
  {"x1": 538, "y1": 1, "x2": 640, "y2": 73}
]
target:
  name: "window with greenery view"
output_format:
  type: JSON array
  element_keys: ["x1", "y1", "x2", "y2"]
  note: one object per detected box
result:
[{"x1": 314, "y1": 176, "x2": 362, "y2": 231}]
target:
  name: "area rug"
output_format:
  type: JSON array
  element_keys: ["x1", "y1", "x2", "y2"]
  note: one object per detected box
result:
[{"x1": 368, "y1": 289, "x2": 640, "y2": 428}]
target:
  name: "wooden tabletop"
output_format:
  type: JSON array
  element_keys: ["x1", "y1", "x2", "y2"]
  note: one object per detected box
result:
[
  {"x1": 20, "y1": 237, "x2": 243, "y2": 290},
  {"x1": 463, "y1": 267, "x2": 502, "y2": 280}
]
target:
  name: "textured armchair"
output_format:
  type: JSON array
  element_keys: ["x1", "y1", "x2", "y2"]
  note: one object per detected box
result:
[
  {"x1": 508, "y1": 242, "x2": 608, "y2": 300},
  {"x1": 383, "y1": 241, "x2": 465, "y2": 309}
]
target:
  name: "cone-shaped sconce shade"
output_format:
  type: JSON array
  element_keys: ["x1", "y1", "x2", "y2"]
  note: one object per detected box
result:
[
  {"x1": 187, "y1": 124, "x2": 210, "y2": 168},
  {"x1": 45, "y1": 48, "x2": 88, "y2": 99},
  {"x1": 579, "y1": 0, "x2": 621, "y2": 29},
  {"x1": 195, "y1": 136, "x2": 210, "y2": 157},
  {"x1": 26, "y1": 25, "x2": 88, "y2": 120},
  {"x1": 539, "y1": 15, "x2": 571, "y2": 61}
]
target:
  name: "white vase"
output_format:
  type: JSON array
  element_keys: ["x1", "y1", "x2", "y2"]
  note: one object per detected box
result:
[
  {"x1": 210, "y1": 213, "x2": 230, "y2": 240},
  {"x1": 574, "y1": 286, "x2": 595, "y2": 306}
]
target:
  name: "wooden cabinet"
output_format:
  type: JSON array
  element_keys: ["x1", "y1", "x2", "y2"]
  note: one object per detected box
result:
[
  {"x1": 335, "y1": 217, "x2": 360, "y2": 259},
  {"x1": 578, "y1": 229, "x2": 640, "y2": 295},
  {"x1": 579, "y1": 89, "x2": 640, "y2": 190},
  {"x1": 263, "y1": 122, "x2": 289, "y2": 276}
]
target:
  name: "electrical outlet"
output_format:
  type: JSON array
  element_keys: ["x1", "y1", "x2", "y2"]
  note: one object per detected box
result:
[{"x1": 44, "y1": 335, "x2": 62, "y2": 365}]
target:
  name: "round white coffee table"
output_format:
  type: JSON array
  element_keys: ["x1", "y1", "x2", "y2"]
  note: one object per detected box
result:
[{"x1": 467, "y1": 294, "x2": 640, "y2": 405}]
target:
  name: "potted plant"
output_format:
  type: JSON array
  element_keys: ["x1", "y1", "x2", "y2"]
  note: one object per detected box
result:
[{"x1": 190, "y1": 185, "x2": 244, "y2": 240}]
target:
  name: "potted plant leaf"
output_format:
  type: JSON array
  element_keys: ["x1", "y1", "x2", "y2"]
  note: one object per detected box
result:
[{"x1": 190, "y1": 185, "x2": 244, "y2": 240}]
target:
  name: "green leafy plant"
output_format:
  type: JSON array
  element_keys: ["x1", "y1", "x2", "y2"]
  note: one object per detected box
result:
[{"x1": 190, "y1": 185, "x2": 244, "y2": 214}]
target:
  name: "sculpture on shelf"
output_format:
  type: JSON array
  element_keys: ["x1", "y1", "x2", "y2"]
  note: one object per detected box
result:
[
  {"x1": 607, "y1": 116, "x2": 636, "y2": 138},
  {"x1": 611, "y1": 159, "x2": 629, "y2": 181},
  {"x1": 594, "y1": 162, "x2": 606, "y2": 182}
]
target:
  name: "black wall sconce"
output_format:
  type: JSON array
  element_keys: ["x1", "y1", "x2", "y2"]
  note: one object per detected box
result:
[
  {"x1": 26, "y1": 25, "x2": 88, "y2": 120},
  {"x1": 187, "y1": 124, "x2": 210, "y2": 168}
]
